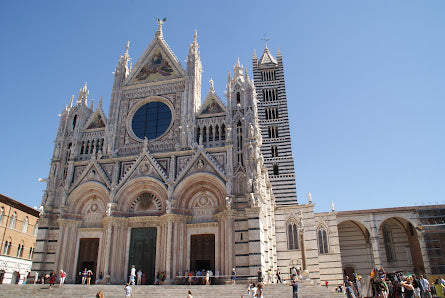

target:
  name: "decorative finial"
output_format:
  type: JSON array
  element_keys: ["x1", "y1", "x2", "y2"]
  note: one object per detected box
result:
[
  {"x1": 98, "y1": 96, "x2": 103, "y2": 107},
  {"x1": 236, "y1": 57, "x2": 241, "y2": 67},
  {"x1": 194, "y1": 29, "x2": 197, "y2": 43},
  {"x1": 209, "y1": 78, "x2": 215, "y2": 93},
  {"x1": 69, "y1": 95, "x2": 74, "y2": 107},
  {"x1": 155, "y1": 17, "x2": 167, "y2": 37},
  {"x1": 124, "y1": 41, "x2": 130, "y2": 57},
  {"x1": 331, "y1": 201, "x2": 335, "y2": 212},
  {"x1": 90, "y1": 99, "x2": 94, "y2": 109},
  {"x1": 308, "y1": 192, "x2": 312, "y2": 203}
]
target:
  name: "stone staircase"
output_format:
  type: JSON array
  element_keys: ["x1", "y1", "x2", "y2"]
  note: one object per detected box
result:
[{"x1": 0, "y1": 283, "x2": 345, "y2": 297}]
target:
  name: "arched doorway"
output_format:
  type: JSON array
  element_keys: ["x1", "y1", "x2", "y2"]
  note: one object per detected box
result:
[{"x1": 11, "y1": 271, "x2": 20, "y2": 284}]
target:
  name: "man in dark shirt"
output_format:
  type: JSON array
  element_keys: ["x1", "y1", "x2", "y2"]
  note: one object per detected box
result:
[{"x1": 290, "y1": 277, "x2": 299, "y2": 298}]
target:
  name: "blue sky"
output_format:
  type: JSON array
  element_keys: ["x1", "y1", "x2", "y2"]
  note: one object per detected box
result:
[{"x1": 0, "y1": 1, "x2": 444, "y2": 212}]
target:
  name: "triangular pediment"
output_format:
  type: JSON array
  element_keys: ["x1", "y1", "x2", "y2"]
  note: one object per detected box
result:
[
  {"x1": 70, "y1": 158, "x2": 112, "y2": 192},
  {"x1": 125, "y1": 35, "x2": 185, "y2": 85},
  {"x1": 116, "y1": 150, "x2": 169, "y2": 190},
  {"x1": 198, "y1": 92, "x2": 225, "y2": 116},
  {"x1": 175, "y1": 148, "x2": 226, "y2": 185},
  {"x1": 85, "y1": 108, "x2": 107, "y2": 130}
]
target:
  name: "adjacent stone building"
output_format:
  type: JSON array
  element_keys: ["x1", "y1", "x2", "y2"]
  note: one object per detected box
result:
[
  {"x1": 32, "y1": 23, "x2": 444, "y2": 285},
  {"x1": 0, "y1": 194, "x2": 39, "y2": 284}
]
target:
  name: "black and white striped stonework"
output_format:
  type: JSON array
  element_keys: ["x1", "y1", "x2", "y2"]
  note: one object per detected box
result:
[{"x1": 253, "y1": 47, "x2": 298, "y2": 205}]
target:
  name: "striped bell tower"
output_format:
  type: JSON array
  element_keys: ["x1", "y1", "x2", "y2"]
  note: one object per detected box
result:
[{"x1": 253, "y1": 46, "x2": 298, "y2": 205}]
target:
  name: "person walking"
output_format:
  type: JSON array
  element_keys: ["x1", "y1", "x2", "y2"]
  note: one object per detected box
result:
[
  {"x1": 129, "y1": 265, "x2": 136, "y2": 285},
  {"x1": 276, "y1": 268, "x2": 282, "y2": 284},
  {"x1": 267, "y1": 267, "x2": 273, "y2": 284},
  {"x1": 59, "y1": 269, "x2": 66, "y2": 286},
  {"x1": 49, "y1": 271, "x2": 56, "y2": 288}
]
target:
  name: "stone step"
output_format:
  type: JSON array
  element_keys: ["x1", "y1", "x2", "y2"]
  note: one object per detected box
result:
[{"x1": 0, "y1": 284, "x2": 345, "y2": 297}]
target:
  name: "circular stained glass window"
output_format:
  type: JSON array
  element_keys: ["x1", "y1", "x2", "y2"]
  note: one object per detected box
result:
[{"x1": 131, "y1": 101, "x2": 172, "y2": 140}]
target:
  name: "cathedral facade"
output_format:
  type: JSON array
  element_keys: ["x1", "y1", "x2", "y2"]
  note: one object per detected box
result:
[{"x1": 32, "y1": 23, "x2": 442, "y2": 285}]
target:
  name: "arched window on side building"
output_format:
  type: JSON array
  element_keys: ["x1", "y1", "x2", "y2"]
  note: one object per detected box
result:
[
  {"x1": 287, "y1": 218, "x2": 299, "y2": 250},
  {"x1": 317, "y1": 226, "x2": 329, "y2": 254}
]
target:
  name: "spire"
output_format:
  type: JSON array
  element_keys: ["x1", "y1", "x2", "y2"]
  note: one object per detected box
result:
[
  {"x1": 277, "y1": 47, "x2": 282, "y2": 57},
  {"x1": 188, "y1": 29, "x2": 199, "y2": 57},
  {"x1": 331, "y1": 201, "x2": 335, "y2": 212},
  {"x1": 77, "y1": 82, "x2": 89, "y2": 105},
  {"x1": 259, "y1": 45, "x2": 278, "y2": 65},
  {"x1": 253, "y1": 49, "x2": 257, "y2": 60},
  {"x1": 155, "y1": 17, "x2": 166, "y2": 38},
  {"x1": 90, "y1": 99, "x2": 94, "y2": 110},
  {"x1": 69, "y1": 95, "x2": 74, "y2": 108},
  {"x1": 308, "y1": 192, "x2": 312, "y2": 203},
  {"x1": 193, "y1": 29, "x2": 197, "y2": 44},
  {"x1": 233, "y1": 58, "x2": 244, "y2": 81},
  {"x1": 98, "y1": 96, "x2": 103, "y2": 108}
]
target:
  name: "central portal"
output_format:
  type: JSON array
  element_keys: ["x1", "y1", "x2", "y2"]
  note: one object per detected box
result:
[
  {"x1": 190, "y1": 234, "x2": 215, "y2": 272},
  {"x1": 128, "y1": 227, "x2": 157, "y2": 285}
]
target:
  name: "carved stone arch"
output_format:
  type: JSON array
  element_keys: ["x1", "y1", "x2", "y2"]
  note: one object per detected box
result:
[
  {"x1": 129, "y1": 192, "x2": 162, "y2": 215},
  {"x1": 115, "y1": 176, "x2": 167, "y2": 213},
  {"x1": 66, "y1": 181, "x2": 109, "y2": 215},
  {"x1": 174, "y1": 172, "x2": 226, "y2": 211},
  {"x1": 337, "y1": 219, "x2": 370, "y2": 243}
]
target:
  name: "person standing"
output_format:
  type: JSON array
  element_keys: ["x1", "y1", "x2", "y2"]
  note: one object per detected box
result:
[
  {"x1": 137, "y1": 269, "x2": 142, "y2": 285},
  {"x1": 420, "y1": 275, "x2": 432, "y2": 298},
  {"x1": 267, "y1": 268, "x2": 273, "y2": 284},
  {"x1": 81, "y1": 268, "x2": 87, "y2": 284},
  {"x1": 290, "y1": 277, "x2": 299, "y2": 298},
  {"x1": 129, "y1": 265, "x2": 136, "y2": 285},
  {"x1": 257, "y1": 268, "x2": 263, "y2": 283},
  {"x1": 256, "y1": 282, "x2": 264, "y2": 298},
  {"x1": 276, "y1": 268, "x2": 282, "y2": 284},
  {"x1": 59, "y1": 270, "x2": 66, "y2": 286},
  {"x1": 231, "y1": 268, "x2": 236, "y2": 285},
  {"x1": 401, "y1": 276, "x2": 415, "y2": 298},
  {"x1": 125, "y1": 283, "x2": 132, "y2": 297}
]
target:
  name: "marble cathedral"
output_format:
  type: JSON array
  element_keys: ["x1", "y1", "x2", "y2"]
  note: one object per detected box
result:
[{"x1": 33, "y1": 22, "x2": 443, "y2": 285}]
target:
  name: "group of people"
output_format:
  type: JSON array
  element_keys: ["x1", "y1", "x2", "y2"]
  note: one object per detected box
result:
[
  {"x1": 183, "y1": 269, "x2": 214, "y2": 285},
  {"x1": 33, "y1": 269, "x2": 66, "y2": 287},
  {"x1": 339, "y1": 268, "x2": 445, "y2": 298},
  {"x1": 128, "y1": 265, "x2": 147, "y2": 285}
]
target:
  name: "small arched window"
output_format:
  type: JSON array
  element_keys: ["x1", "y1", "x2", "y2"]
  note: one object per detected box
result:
[
  {"x1": 22, "y1": 217, "x2": 28, "y2": 233},
  {"x1": 9, "y1": 212, "x2": 17, "y2": 229},
  {"x1": 317, "y1": 226, "x2": 329, "y2": 254},
  {"x1": 287, "y1": 219, "x2": 299, "y2": 250},
  {"x1": 72, "y1": 114, "x2": 78, "y2": 129},
  {"x1": 383, "y1": 224, "x2": 396, "y2": 262}
]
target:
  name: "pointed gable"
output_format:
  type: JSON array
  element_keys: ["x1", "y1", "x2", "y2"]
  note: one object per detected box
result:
[
  {"x1": 259, "y1": 46, "x2": 277, "y2": 66},
  {"x1": 125, "y1": 32, "x2": 185, "y2": 85},
  {"x1": 199, "y1": 93, "x2": 225, "y2": 115},
  {"x1": 85, "y1": 112, "x2": 106, "y2": 130}
]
